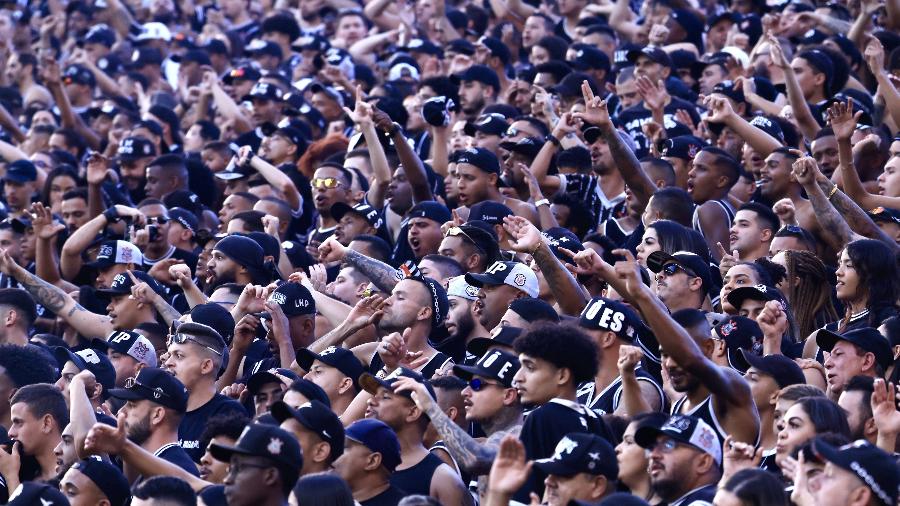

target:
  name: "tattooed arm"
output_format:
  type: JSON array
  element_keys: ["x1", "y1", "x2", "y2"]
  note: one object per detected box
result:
[
  {"x1": 0, "y1": 249, "x2": 114, "y2": 338},
  {"x1": 600, "y1": 122, "x2": 656, "y2": 211},
  {"x1": 344, "y1": 249, "x2": 400, "y2": 293},
  {"x1": 531, "y1": 241, "x2": 589, "y2": 316},
  {"x1": 817, "y1": 182, "x2": 899, "y2": 251}
]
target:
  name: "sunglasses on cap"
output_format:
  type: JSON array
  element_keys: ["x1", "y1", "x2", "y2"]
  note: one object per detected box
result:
[
  {"x1": 311, "y1": 177, "x2": 344, "y2": 189},
  {"x1": 660, "y1": 263, "x2": 696, "y2": 278},
  {"x1": 124, "y1": 375, "x2": 174, "y2": 400},
  {"x1": 167, "y1": 320, "x2": 223, "y2": 356},
  {"x1": 467, "y1": 378, "x2": 503, "y2": 391},
  {"x1": 780, "y1": 224, "x2": 803, "y2": 234},
  {"x1": 445, "y1": 227, "x2": 485, "y2": 253}
]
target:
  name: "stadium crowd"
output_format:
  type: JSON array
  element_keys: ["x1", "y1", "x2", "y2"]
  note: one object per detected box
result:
[{"x1": 0, "y1": 0, "x2": 894, "y2": 504}]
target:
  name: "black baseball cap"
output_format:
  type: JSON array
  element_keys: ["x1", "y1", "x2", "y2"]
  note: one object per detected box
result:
[
  {"x1": 116, "y1": 136, "x2": 156, "y2": 161},
  {"x1": 359, "y1": 367, "x2": 437, "y2": 401},
  {"x1": 741, "y1": 350, "x2": 805, "y2": 388},
  {"x1": 446, "y1": 224, "x2": 500, "y2": 263},
  {"x1": 246, "y1": 367, "x2": 300, "y2": 395},
  {"x1": 477, "y1": 36, "x2": 511, "y2": 66},
  {"x1": 453, "y1": 349, "x2": 520, "y2": 387},
  {"x1": 466, "y1": 261, "x2": 540, "y2": 298},
  {"x1": 812, "y1": 438, "x2": 899, "y2": 506},
  {"x1": 626, "y1": 46, "x2": 672, "y2": 67},
  {"x1": 7, "y1": 482, "x2": 68, "y2": 505},
  {"x1": 71, "y1": 457, "x2": 130, "y2": 506},
  {"x1": 407, "y1": 201, "x2": 452, "y2": 225},
  {"x1": 542, "y1": 227, "x2": 585, "y2": 261},
  {"x1": 816, "y1": 327, "x2": 893, "y2": 370},
  {"x1": 63, "y1": 64, "x2": 96, "y2": 87},
  {"x1": 271, "y1": 400, "x2": 344, "y2": 457},
  {"x1": 456, "y1": 147, "x2": 503, "y2": 175},
  {"x1": 713, "y1": 316, "x2": 764, "y2": 374},
  {"x1": 660, "y1": 135, "x2": 705, "y2": 160},
  {"x1": 96, "y1": 270, "x2": 166, "y2": 298},
  {"x1": 533, "y1": 433, "x2": 618, "y2": 479},
  {"x1": 296, "y1": 346, "x2": 365, "y2": 388},
  {"x1": 452, "y1": 64, "x2": 501, "y2": 91},
  {"x1": 209, "y1": 423, "x2": 303, "y2": 472},
  {"x1": 446, "y1": 38, "x2": 476, "y2": 56},
  {"x1": 53, "y1": 347, "x2": 117, "y2": 397},
  {"x1": 344, "y1": 419, "x2": 402, "y2": 472},
  {"x1": 242, "y1": 82, "x2": 284, "y2": 103},
  {"x1": 579, "y1": 297, "x2": 644, "y2": 342},
  {"x1": 468, "y1": 200, "x2": 513, "y2": 225},
  {"x1": 499, "y1": 136, "x2": 543, "y2": 159},
  {"x1": 109, "y1": 367, "x2": 189, "y2": 412},
  {"x1": 223, "y1": 66, "x2": 262, "y2": 85},
  {"x1": 3, "y1": 160, "x2": 37, "y2": 183},
  {"x1": 463, "y1": 113, "x2": 508, "y2": 137},
  {"x1": 868, "y1": 206, "x2": 900, "y2": 225},
  {"x1": 725, "y1": 285, "x2": 784, "y2": 311},
  {"x1": 508, "y1": 298, "x2": 559, "y2": 323},
  {"x1": 467, "y1": 326, "x2": 522, "y2": 357},
  {"x1": 568, "y1": 44, "x2": 611, "y2": 72},
  {"x1": 401, "y1": 38, "x2": 443, "y2": 56},
  {"x1": 749, "y1": 115, "x2": 785, "y2": 143},
  {"x1": 331, "y1": 202, "x2": 383, "y2": 228},
  {"x1": 267, "y1": 281, "x2": 316, "y2": 317},
  {"x1": 646, "y1": 250, "x2": 713, "y2": 292},
  {"x1": 169, "y1": 207, "x2": 199, "y2": 233}
]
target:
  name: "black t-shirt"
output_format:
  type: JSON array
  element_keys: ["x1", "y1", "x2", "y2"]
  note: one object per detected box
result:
[
  {"x1": 179, "y1": 393, "x2": 246, "y2": 462},
  {"x1": 360, "y1": 484, "x2": 408, "y2": 506}
]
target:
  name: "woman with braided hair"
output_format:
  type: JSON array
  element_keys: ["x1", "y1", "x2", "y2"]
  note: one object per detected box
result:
[{"x1": 771, "y1": 250, "x2": 839, "y2": 342}]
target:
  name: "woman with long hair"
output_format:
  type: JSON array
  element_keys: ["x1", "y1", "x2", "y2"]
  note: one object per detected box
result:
[
  {"x1": 635, "y1": 220, "x2": 701, "y2": 267},
  {"x1": 774, "y1": 397, "x2": 850, "y2": 469},
  {"x1": 719, "y1": 258, "x2": 787, "y2": 314},
  {"x1": 615, "y1": 412, "x2": 668, "y2": 505},
  {"x1": 714, "y1": 468, "x2": 790, "y2": 506},
  {"x1": 771, "y1": 250, "x2": 839, "y2": 340},
  {"x1": 40, "y1": 165, "x2": 82, "y2": 214}
]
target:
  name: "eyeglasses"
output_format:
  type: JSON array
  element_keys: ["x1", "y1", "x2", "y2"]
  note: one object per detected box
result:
[
  {"x1": 124, "y1": 376, "x2": 173, "y2": 401},
  {"x1": 650, "y1": 438, "x2": 681, "y2": 454},
  {"x1": 146, "y1": 216, "x2": 169, "y2": 225},
  {"x1": 311, "y1": 177, "x2": 343, "y2": 189},
  {"x1": 445, "y1": 227, "x2": 485, "y2": 253},
  {"x1": 167, "y1": 322, "x2": 223, "y2": 356},
  {"x1": 226, "y1": 460, "x2": 273, "y2": 476},
  {"x1": 504, "y1": 127, "x2": 519, "y2": 138},
  {"x1": 661, "y1": 263, "x2": 696, "y2": 278},
  {"x1": 468, "y1": 378, "x2": 503, "y2": 391}
]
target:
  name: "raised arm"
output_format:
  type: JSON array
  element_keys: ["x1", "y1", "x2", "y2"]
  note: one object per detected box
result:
[
  {"x1": 573, "y1": 81, "x2": 656, "y2": 208},
  {"x1": 69, "y1": 371, "x2": 99, "y2": 458},
  {"x1": 374, "y1": 109, "x2": 433, "y2": 203},
  {"x1": 793, "y1": 156, "x2": 858, "y2": 252},
  {"x1": 613, "y1": 249, "x2": 754, "y2": 413},
  {"x1": 318, "y1": 236, "x2": 400, "y2": 293},
  {"x1": 503, "y1": 216, "x2": 588, "y2": 315},
  {"x1": 61, "y1": 205, "x2": 144, "y2": 280},
  {"x1": 0, "y1": 249, "x2": 114, "y2": 339},
  {"x1": 344, "y1": 87, "x2": 391, "y2": 209},
  {"x1": 41, "y1": 56, "x2": 102, "y2": 150},
  {"x1": 704, "y1": 94, "x2": 781, "y2": 157},
  {"x1": 203, "y1": 71, "x2": 252, "y2": 134},
  {"x1": 865, "y1": 37, "x2": 900, "y2": 130},
  {"x1": 767, "y1": 34, "x2": 821, "y2": 142}
]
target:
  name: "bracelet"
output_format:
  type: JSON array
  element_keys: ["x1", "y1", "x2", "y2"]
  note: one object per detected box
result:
[
  {"x1": 530, "y1": 241, "x2": 543, "y2": 257},
  {"x1": 828, "y1": 185, "x2": 838, "y2": 199},
  {"x1": 535, "y1": 198, "x2": 550, "y2": 207},
  {"x1": 545, "y1": 134, "x2": 561, "y2": 147},
  {"x1": 103, "y1": 207, "x2": 119, "y2": 223}
]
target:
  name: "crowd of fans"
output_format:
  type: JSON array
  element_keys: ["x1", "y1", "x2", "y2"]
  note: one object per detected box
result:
[{"x1": 0, "y1": 0, "x2": 893, "y2": 504}]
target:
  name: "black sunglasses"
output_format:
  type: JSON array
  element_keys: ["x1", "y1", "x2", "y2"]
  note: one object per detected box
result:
[{"x1": 468, "y1": 378, "x2": 503, "y2": 391}]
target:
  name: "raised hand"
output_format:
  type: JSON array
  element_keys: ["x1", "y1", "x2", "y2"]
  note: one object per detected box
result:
[
  {"x1": 264, "y1": 299, "x2": 291, "y2": 348},
  {"x1": 791, "y1": 156, "x2": 820, "y2": 187},
  {"x1": 346, "y1": 294, "x2": 386, "y2": 329},
  {"x1": 573, "y1": 80, "x2": 612, "y2": 127},
  {"x1": 648, "y1": 23, "x2": 670, "y2": 46},
  {"x1": 502, "y1": 215, "x2": 543, "y2": 254},
  {"x1": 766, "y1": 33, "x2": 789, "y2": 70},
  {"x1": 488, "y1": 436, "x2": 533, "y2": 497},
  {"x1": 551, "y1": 112, "x2": 578, "y2": 139},
  {"x1": 84, "y1": 413, "x2": 127, "y2": 455},
  {"x1": 722, "y1": 434, "x2": 762, "y2": 483},
  {"x1": 0, "y1": 248, "x2": 17, "y2": 275},
  {"x1": 561, "y1": 247, "x2": 611, "y2": 278},
  {"x1": 147, "y1": 258, "x2": 185, "y2": 286},
  {"x1": 703, "y1": 94, "x2": 736, "y2": 123},
  {"x1": 826, "y1": 100, "x2": 861, "y2": 142},
  {"x1": 221, "y1": 382, "x2": 249, "y2": 403},
  {"x1": 262, "y1": 215, "x2": 280, "y2": 237},
  {"x1": 371, "y1": 107, "x2": 397, "y2": 135},
  {"x1": 772, "y1": 198, "x2": 797, "y2": 226},
  {"x1": 0, "y1": 440, "x2": 21, "y2": 485},
  {"x1": 756, "y1": 300, "x2": 788, "y2": 339},
  {"x1": 864, "y1": 37, "x2": 886, "y2": 74},
  {"x1": 519, "y1": 165, "x2": 544, "y2": 201},
  {"x1": 169, "y1": 263, "x2": 193, "y2": 289},
  {"x1": 128, "y1": 271, "x2": 160, "y2": 306},
  {"x1": 378, "y1": 331, "x2": 411, "y2": 372},
  {"x1": 318, "y1": 236, "x2": 348, "y2": 263},
  {"x1": 871, "y1": 378, "x2": 900, "y2": 437},
  {"x1": 86, "y1": 152, "x2": 111, "y2": 185},
  {"x1": 617, "y1": 344, "x2": 643, "y2": 375},
  {"x1": 391, "y1": 376, "x2": 435, "y2": 411},
  {"x1": 235, "y1": 284, "x2": 268, "y2": 315},
  {"x1": 789, "y1": 451, "x2": 816, "y2": 506},
  {"x1": 611, "y1": 249, "x2": 644, "y2": 298},
  {"x1": 308, "y1": 263, "x2": 328, "y2": 292},
  {"x1": 342, "y1": 85, "x2": 375, "y2": 128},
  {"x1": 30, "y1": 202, "x2": 64, "y2": 240},
  {"x1": 636, "y1": 75, "x2": 670, "y2": 112},
  {"x1": 716, "y1": 242, "x2": 740, "y2": 277}
]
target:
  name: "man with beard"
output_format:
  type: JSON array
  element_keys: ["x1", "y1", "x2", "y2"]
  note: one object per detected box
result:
[
  {"x1": 445, "y1": 276, "x2": 489, "y2": 359},
  {"x1": 109, "y1": 367, "x2": 199, "y2": 478},
  {"x1": 114, "y1": 136, "x2": 157, "y2": 204},
  {"x1": 454, "y1": 65, "x2": 499, "y2": 120},
  {"x1": 634, "y1": 414, "x2": 721, "y2": 504},
  {"x1": 205, "y1": 235, "x2": 271, "y2": 294},
  {"x1": 616, "y1": 249, "x2": 759, "y2": 446},
  {"x1": 466, "y1": 261, "x2": 539, "y2": 332}
]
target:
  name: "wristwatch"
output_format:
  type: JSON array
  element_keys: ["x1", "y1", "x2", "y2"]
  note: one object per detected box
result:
[
  {"x1": 545, "y1": 134, "x2": 561, "y2": 147},
  {"x1": 535, "y1": 198, "x2": 550, "y2": 207},
  {"x1": 103, "y1": 207, "x2": 119, "y2": 223}
]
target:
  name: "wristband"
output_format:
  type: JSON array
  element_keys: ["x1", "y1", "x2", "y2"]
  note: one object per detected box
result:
[
  {"x1": 535, "y1": 198, "x2": 550, "y2": 207},
  {"x1": 103, "y1": 207, "x2": 119, "y2": 223},
  {"x1": 546, "y1": 134, "x2": 561, "y2": 147}
]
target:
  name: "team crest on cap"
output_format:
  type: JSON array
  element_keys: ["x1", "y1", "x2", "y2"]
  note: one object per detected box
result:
[
  {"x1": 321, "y1": 346, "x2": 338, "y2": 355},
  {"x1": 551, "y1": 436, "x2": 579, "y2": 461},
  {"x1": 153, "y1": 387, "x2": 164, "y2": 399},
  {"x1": 687, "y1": 144, "x2": 700, "y2": 158},
  {"x1": 269, "y1": 292, "x2": 287, "y2": 305},
  {"x1": 514, "y1": 273, "x2": 526, "y2": 287},
  {"x1": 98, "y1": 244, "x2": 113, "y2": 258},
  {"x1": 720, "y1": 320, "x2": 736, "y2": 336},
  {"x1": 268, "y1": 437, "x2": 283, "y2": 455},
  {"x1": 465, "y1": 285, "x2": 479, "y2": 297},
  {"x1": 666, "y1": 415, "x2": 691, "y2": 432},
  {"x1": 754, "y1": 284, "x2": 767, "y2": 292}
]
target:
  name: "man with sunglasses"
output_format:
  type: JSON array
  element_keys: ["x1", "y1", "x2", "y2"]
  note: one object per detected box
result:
[
  {"x1": 634, "y1": 414, "x2": 722, "y2": 505},
  {"x1": 647, "y1": 250, "x2": 713, "y2": 313},
  {"x1": 309, "y1": 163, "x2": 355, "y2": 253},
  {"x1": 164, "y1": 322, "x2": 244, "y2": 463},
  {"x1": 397, "y1": 348, "x2": 522, "y2": 502},
  {"x1": 438, "y1": 224, "x2": 499, "y2": 273},
  {"x1": 109, "y1": 367, "x2": 200, "y2": 478}
]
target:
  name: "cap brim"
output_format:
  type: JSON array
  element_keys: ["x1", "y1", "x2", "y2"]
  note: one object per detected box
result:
[
  {"x1": 451, "y1": 363, "x2": 485, "y2": 381},
  {"x1": 532, "y1": 458, "x2": 580, "y2": 477},
  {"x1": 811, "y1": 437, "x2": 847, "y2": 470},
  {"x1": 270, "y1": 400, "x2": 301, "y2": 424},
  {"x1": 214, "y1": 172, "x2": 248, "y2": 181},
  {"x1": 95, "y1": 287, "x2": 130, "y2": 296},
  {"x1": 85, "y1": 258, "x2": 116, "y2": 269},
  {"x1": 208, "y1": 441, "x2": 255, "y2": 463},
  {"x1": 646, "y1": 251, "x2": 676, "y2": 273},
  {"x1": 815, "y1": 328, "x2": 842, "y2": 353},
  {"x1": 358, "y1": 372, "x2": 391, "y2": 395},
  {"x1": 740, "y1": 348, "x2": 768, "y2": 373},
  {"x1": 634, "y1": 425, "x2": 664, "y2": 449},
  {"x1": 465, "y1": 337, "x2": 512, "y2": 358},
  {"x1": 107, "y1": 387, "x2": 146, "y2": 401},
  {"x1": 246, "y1": 372, "x2": 280, "y2": 394},
  {"x1": 464, "y1": 272, "x2": 496, "y2": 288},
  {"x1": 295, "y1": 348, "x2": 321, "y2": 372}
]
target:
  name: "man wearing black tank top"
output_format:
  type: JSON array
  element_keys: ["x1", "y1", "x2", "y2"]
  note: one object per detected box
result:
[
  {"x1": 615, "y1": 249, "x2": 760, "y2": 446},
  {"x1": 687, "y1": 147, "x2": 740, "y2": 263},
  {"x1": 512, "y1": 324, "x2": 614, "y2": 500},
  {"x1": 358, "y1": 368, "x2": 473, "y2": 506}
]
